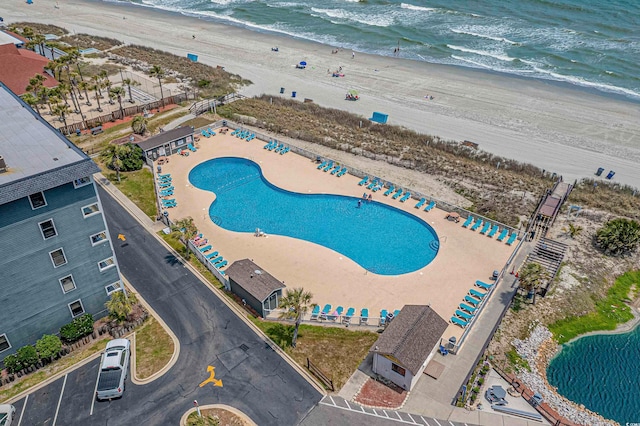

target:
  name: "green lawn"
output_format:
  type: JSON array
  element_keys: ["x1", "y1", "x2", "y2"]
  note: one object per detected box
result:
[
  {"x1": 251, "y1": 319, "x2": 378, "y2": 390},
  {"x1": 103, "y1": 167, "x2": 157, "y2": 219},
  {"x1": 135, "y1": 316, "x2": 174, "y2": 380},
  {"x1": 549, "y1": 270, "x2": 639, "y2": 344}
]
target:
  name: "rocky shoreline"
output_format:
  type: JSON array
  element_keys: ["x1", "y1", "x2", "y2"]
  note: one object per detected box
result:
[{"x1": 512, "y1": 325, "x2": 618, "y2": 426}]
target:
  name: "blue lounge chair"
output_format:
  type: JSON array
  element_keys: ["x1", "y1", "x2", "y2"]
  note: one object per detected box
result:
[
  {"x1": 159, "y1": 182, "x2": 172, "y2": 188},
  {"x1": 497, "y1": 229, "x2": 509, "y2": 242},
  {"x1": 213, "y1": 257, "x2": 226, "y2": 266},
  {"x1": 424, "y1": 200, "x2": 436, "y2": 212},
  {"x1": 215, "y1": 260, "x2": 228, "y2": 269},
  {"x1": 162, "y1": 198, "x2": 176, "y2": 205},
  {"x1": 479, "y1": 222, "x2": 491, "y2": 235},
  {"x1": 506, "y1": 232, "x2": 518, "y2": 245},
  {"x1": 451, "y1": 316, "x2": 467, "y2": 328},
  {"x1": 471, "y1": 219, "x2": 483, "y2": 231},
  {"x1": 415, "y1": 198, "x2": 427, "y2": 209},
  {"x1": 209, "y1": 256, "x2": 223, "y2": 264},
  {"x1": 274, "y1": 143, "x2": 284, "y2": 152},
  {"x1": 359, "y1": 308, "x2": 369, "y2": 325},
  {"x1": 476, "y1": 280, "x2": 493, "y2": 290},
  {"x1": 379, "y1": 309, "x2": 388, "y2": 326},
  {"x1": 159, "y1": 190, "x2": 173, "y2": 197},
  {"x1": 383, "y1": 185, "x2": 395, "y2": 196},
  {"x1": 323, "y1": 161, "x2": 334, "y2": 172},
  {"x1": 280, "y1": 146, "x2": 290, "y2": 155},
  {"x1": 158, "y1": 173, "x2": 171, "y2": 179},
  {"x1": 158, "y1": 176, "x2": 172, "y2": 181},
  {"x1": 488, "y1": 225, "x2": 499, "y2": 238},
  {"x1": 393, "y1": 309, "x2": 400, "y2": 317},
  {"x1": 400, "y1": 192, "x2": 411, "y2": 202},
  {"x1": 456, "y1": 309, "x2": 473, "y2": 321},
  {"x1": 465, "y1": 295, "x2": 480, "y2": 307},
  {"x1": 231, "y1": 128, "x2": 240, "y2": 136},
  {"x1": 199, "y1": 245, "x2": 212, "y2": 253},
  {"x1": 317, "y1": 160, "x2": 329, "y2": 170},
  {"x1": 469, "y1": 288, "x2": 486, "y2": 299},
  {"x1": 460, "y1": 303, "x2": 477, "y2": 314},
  {"x1": 264, "y1": 140, "x2": 274, "y2": 149},
  {"x1": 187, "y1": 143, "x2": 197, "y2": 152},
  {"x1": 392, "y1": 188, "x2": 403, "y2": 200},
  {"x1": 372, "y1": 182, "x2": 384, "y2": 192},
  {"x1": 320, "y1": 304, "x2": 332, "y2": 320},
  {"x1": 329, "y1": 306, "x2": 344, "y2": 321},
  {"x1": 205, "y1": 251, "x2": 219, "y2": 259},
  {"x1": 367, "y1": 179, "x2": 378, "y2": 190},
  {"x1": 201, "y1": 129, "x2": 210, "y2": 138},
  {"x1": 358, "y1": 176, "x2": 369, "y2": 186},
  {"x1": 343, "y1": 307, "x2": 355, "y2": 323},
  {"x1": 337, "y1": 167, "x2": 348, "y2": 177},
  {"x1": 207, "y1": 127, "x2": 216, "y2": 136},
  {"x1": 310, "y1": 305, "x2": 320, "y2": 320},
  {"x1": 462, "y1": 216, "x2": 474, "y2": 228},
  {"x1": 331, "y1": 164, "x2": 341, "y2": 175}
]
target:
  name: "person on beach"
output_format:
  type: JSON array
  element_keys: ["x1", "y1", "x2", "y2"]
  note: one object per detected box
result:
[
  {"x1": 192, "y1": 34, "x2": 196, "y2": 39},
  {"x1": 352, "y1": 51, "x2": 355, "y2": 59}
]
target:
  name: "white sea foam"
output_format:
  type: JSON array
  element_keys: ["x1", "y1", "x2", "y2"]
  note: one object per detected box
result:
[
  {"x1": 310, "y1": 7, "x2": 393, "y2": 27},
  {"x1": 447, "y1": 45, "x2": 515, "y2": 62},
  {"x1": 400, "y1": 3, "x2": 436, "y2": 12},
  {"x1": 530, "y1": 65, "x2": 640, "y2": 99},
  {"x1": 450, "y1": 28, "x2": 519, "y2": 45}
]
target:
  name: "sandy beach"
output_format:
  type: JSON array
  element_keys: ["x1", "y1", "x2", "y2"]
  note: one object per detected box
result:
[{"x1": 4, "y1": 0, "x2": 640, "y2": 188}]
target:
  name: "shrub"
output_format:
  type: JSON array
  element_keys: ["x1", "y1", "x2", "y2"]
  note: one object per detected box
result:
[
  {"x1": 17, "y1": 345, "x2": 39, "y2": 369},
  {"x1": 105, "y1": 290, "x2": 135, "y2": 323},
  {"x1": 36, "y1": 334, "x2": 62, "y2": 360},
  {"x1": 120, "y1": 143, "x2": 144, "y2": 171},
  {"x1": 472, "y1": 386, "x2": 480, "y2": 394},
  {"x1": 595, "y1": 218, "x2": 640, "y2": 256},
  {"x1": 477, "y1": 377, "x2": 484, "y2": 386},
  {"x1": 3, "y1": 353, "x2": 21, "y2": 374},
  {"x1": 60, "y1": 314, "x2": 94, "y2": 343}
]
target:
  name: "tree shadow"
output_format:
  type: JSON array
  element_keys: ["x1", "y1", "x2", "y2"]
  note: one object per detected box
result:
[
  {"x1": 164, "y1": 253, "x2": 182, "y2": 267},
  {"x1": 264, "y1": 323, "x2": 294, "y2": 348}
]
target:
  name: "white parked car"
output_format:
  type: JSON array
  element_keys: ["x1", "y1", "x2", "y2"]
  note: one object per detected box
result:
[
  {"x1": 0, "y1": 404, "x2": 16, "y2": 426},
  {"x1": 96, "y1": 339, "x2": 131, "y2": 400}
]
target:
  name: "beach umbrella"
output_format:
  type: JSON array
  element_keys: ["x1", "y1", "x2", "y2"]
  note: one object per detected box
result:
[
  {"x1": 299, "y1": 61, "x2": 307, "y2": 66},
  {"x1": 348, "y1": 89, "x2": 359, "y2": 96}
]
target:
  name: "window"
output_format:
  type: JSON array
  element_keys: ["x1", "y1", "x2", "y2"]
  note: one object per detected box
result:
[
  {"x1": 391, "y1": 363, "x2": 406, "y2": 377},
  {"x1": 105, "y1": 282, "x2": 122, "y2": 295},
  {"x1": 82, "y1": 203, "x2": 100, "y2": 217},
  {"x1": 39, "y1": 219, "x2": 57, "y2": 239},
  {"x1": 73, "y1": 176, "x2": 91, "y2": 188},
  {"x1": 0, "y1": 334, "x2": 10, "y2": 353},
  {"x1": 59, "y1": 275, "x2": 76, "y2": 293},
  {"x1": 90, "y1": 231, "x2": 108, "y2": 246},
  {"x1": 29, "y1": 192, "x2": 47, "y2": 209},
  {"x1": 68, "y1": 300, "x2": 85, "y2": 318},
  {"x1": 98, "y1": 257, "x2": 115, "y2": 272},
  {"x1": 49, "y1": 248, "x2": 67, "y2": 268}
]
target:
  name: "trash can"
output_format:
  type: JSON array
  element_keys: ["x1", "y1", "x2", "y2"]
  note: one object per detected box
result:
[
  {"x1": 606, "y1": 170, "x2": 615, "y2": 179},
  {"x1": 595, "y1": 167, "x2": 604, "y2": 176},
  {"x1": 75, "y1": 129, "x2": 81, "y2": 136},
  {"x1": 292, "y1": 91, "x2": 297, "y2": 98},
  {"x1": 280, "y1": 87, "x2": 285, "y2": 94},
  {"x1": 222, "y1": 120, "x2": 227, "y2": 127}
]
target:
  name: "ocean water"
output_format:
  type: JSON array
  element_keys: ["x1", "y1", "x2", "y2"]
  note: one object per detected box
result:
[
  {"x1": 546, "y1": 325, "x2": 640, "y2": 424},
  {"x1": 110, "y1": 0, "x2": 640, "y2": 101}
]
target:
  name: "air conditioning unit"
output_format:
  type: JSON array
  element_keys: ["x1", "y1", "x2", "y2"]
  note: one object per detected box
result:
[{"x1": 0, "y1": 155, "x2": 6, "y2": 173}]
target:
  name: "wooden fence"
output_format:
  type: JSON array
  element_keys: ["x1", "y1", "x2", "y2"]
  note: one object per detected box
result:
[{"x1": 307, "y1": 358, "x2": 334, "y2": 391}]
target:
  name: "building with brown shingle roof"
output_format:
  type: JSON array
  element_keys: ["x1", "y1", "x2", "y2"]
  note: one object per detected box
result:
[
  {"x1": 370, "y1": 305, "x2": 448, "y2": 390},
  {"x1": 0, "y1": 42, "x2": 57, "y2": 95},
  {"x1": 225, "y1": 259, "x2": 286, "y2": 318}
]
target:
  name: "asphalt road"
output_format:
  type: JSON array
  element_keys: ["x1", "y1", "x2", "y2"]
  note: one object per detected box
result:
[{"x1": 11, "y1": 187, "x2": 321, "y2": 425}]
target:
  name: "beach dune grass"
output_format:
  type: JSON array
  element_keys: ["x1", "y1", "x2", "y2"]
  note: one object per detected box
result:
[
  {"x1": 251, "y1": 319, "x2": 378, "y2": 390},
  {"x1": 549, "y1": 270, "x2": 639, "y2": 344}
]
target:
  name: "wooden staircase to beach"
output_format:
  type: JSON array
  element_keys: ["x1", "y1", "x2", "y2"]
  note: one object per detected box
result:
[{"x1": 526, "y1": 238, "x2": 568, "y2": 296}]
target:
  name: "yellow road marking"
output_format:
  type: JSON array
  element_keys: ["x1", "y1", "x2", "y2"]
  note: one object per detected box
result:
[
  {"x1": 117, "y1": 234, "x2": 126, "y2": 241},
  {"x1": 199, "y1": 365, "x2": 223, "y2": 388}
]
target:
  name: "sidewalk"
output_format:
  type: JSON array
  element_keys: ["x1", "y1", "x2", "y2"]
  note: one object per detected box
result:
[{"x1": 163, "y1": 113, "x2": 196, "y2": 130}]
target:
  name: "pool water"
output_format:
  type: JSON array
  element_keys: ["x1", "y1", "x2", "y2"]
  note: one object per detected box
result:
[{"x1": 189, "y1": 157, "x2": 439, "y2": 275}]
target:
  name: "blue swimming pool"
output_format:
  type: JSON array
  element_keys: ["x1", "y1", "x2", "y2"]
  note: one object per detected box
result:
[{"x1": 189, "y1": 157, "x2": 439, "y2": 275}]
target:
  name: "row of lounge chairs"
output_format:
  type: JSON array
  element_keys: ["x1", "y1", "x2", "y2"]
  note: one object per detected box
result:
[
  {"x1": 264, "y1": 140, "x2": 290, "y2": 154},
  {"x1": 461, "y1": 216, "x2": 518, "y2": 245},
  {"x1": 231, "y1": 128, "x2": 256, "y2": 141},
  {"x1": 415, "y1": 198, "x2": 436, "y2": 212},
  {"x1": 359, "y1": 176, "x2": 438, "y2": 211},
  {"x1": 193, "y1": 234, "x2": 228, "y2": 275},
  {"x1": 200, "y1": 127, "x2": 216, "y2": 138},
  {"x1": 317, "y1": 160, "x2": 348, "y2": 176},
  {"x1": 450, "y1": 281, "x2": 494, "y2": 328},
  {"x1": 309, "y1": 305, "x2": 389, "y2": 326},
  {"x1": 158, "y1": 174, "x2": 177, "y2": 207},
  {"x1": 379, "y1": 309, "x2": 401, "y2": 326}
]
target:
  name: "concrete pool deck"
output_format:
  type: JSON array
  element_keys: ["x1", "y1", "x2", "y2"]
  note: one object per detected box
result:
[{"x1": 159, "y1": 132, "x2": 516, "y2": 339}]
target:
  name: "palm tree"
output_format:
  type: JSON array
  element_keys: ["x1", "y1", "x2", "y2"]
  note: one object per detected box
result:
[
  {"x1": 518, "y1": 262, "x2": 549, "y2": 304},
  {"x1": 100, "y1": 144, "x2": 133, "y2": 183},
  {"x1": 79, "y1": 80, "x2": 92, "y2": 106},
  {"x1": 21, "y1": 93, "x2": 41, "y2": 115},
  {"x1": 52, "y1": 102, "x2": 71, "y2": 132},
  {"x1": 278, "y1": 288, "x2": 315, "y2": 348},
  {"x1": 149, "y1": 65, "x2": 165, "y2": 106},
  {"x1": 100, "y1": 70, "x2": 114, "y2": 104},
  {"x1": 91, "y1": 79, "x2": 103, "y2": 112},
  {"x1": 170, "y1": 217, "x2": 198, "y2": 245},
  {"x1": 131, "y1": 115, "x2": 148, "y2": 135},
  {"x1": 65, "y1": 48, "x2": 84, "y2": 81},
  {"x1": 596, "y1": 218, "x2": 640, "y2": 256},
  {"x1": 122, "y1": 78, "x2": 139, "y2": 103},
  {"x1": 563, "y1": 222, "x2": 583, "y2": 239},
  {"x1": 105, "y1": 290, "x2": 136, "y2": 323},
  {"x1": 110, "y1": 86, "x2": 126, "y2": 118}
]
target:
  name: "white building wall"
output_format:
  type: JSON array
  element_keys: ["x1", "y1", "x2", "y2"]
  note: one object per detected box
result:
[{"x1": 372, "y1": 353, "x2": 414, "y2": 390}]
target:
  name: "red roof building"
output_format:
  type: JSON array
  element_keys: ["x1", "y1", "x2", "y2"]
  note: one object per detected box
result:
[{"x1": 0, "y1": 43, "x2": 57, "y2": 95}]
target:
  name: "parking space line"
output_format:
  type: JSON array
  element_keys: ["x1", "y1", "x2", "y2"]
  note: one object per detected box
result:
[
  {"x1": 407, "y1": 413, "x2": 417, "y2": 424},
  {"x1": 52, "y1": 374, "x2": 68, "y2": 426},
  {"x1": 434, "y1": 419, "x2": 442, "y2": 426},
  {"x1": 16, "y1": 394, "x2": 28, "y2": 426},
  {"x1": 345, "y1": 400, "x2": 351, "y2": 410},
  {"x1": 90, "y1": 353, "x2": 103, "y2": 415}
]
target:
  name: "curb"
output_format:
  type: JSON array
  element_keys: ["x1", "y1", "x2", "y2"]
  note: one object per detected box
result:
[{"x1": 179, "y1": 404, "x2": 257, "y2": 426}]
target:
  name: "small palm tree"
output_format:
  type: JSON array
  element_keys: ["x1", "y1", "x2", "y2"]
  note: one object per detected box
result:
[
  {"x1": 91, "y1": 78, "x2": 103, "y2": 112},
  {"x1": 105, "y1": 290, "x2": 137, "y2": 323},
  {"x1": 131, "y1": 115, "x2": 148, "y2": 135},
  {"x1": 518, "y1": 262, "x2": 549, "y2": 304},
  {"x1": 52, "y1": 102, "x2": 71, "y2": 130},
  {"x1": 279, "y1": 288, "x2": 315, "y2": 348},
  {"x1": 149, "y1": 65, "x2": 165, "y2": 106},
  {"x1": 21, "y1": 92, "x2": 41, "y2": 115},
  {"x1": 596, "y1": 218, "x2": 640, "y2": 256},
  {"x1": 170, "y1": 217, "x2": 198, "y2": 244},
  {"x1": 79, "y1": 80, "x2": 92, "y2": 105},
  {"x1": 110, "y1": 86, "x2": 126, "y2": 118},
  {"x1": 122, "y1": 78, "x2": 140, "y2": 103},
  {"x1": 563, "y1": 222, "x2": 583, "y2": 239},
  {"x1": 100, "y1": 144, "x2": 133, "y2": 183}
]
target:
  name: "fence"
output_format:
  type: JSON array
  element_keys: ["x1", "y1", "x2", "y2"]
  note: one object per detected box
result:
[
  {"x1": 307, "y1": 358, "x2": 334, "y2": 391},
  {"x1": 189, "y1": 93, "x2": 246, "y2": 116},
  {"x1": 492, "y1": 365, "x2": 575, "y2": 426}
]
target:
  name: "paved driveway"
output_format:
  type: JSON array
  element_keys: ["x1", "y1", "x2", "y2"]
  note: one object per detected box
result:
[{"x1": 10, "y1": 187, "x2": 321, "y2": 425}]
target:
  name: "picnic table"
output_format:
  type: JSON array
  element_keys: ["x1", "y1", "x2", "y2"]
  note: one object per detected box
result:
[
  {"x1": 446, "y1": 212, "x2": 460, "y2": 223},
  {"x1": 157, "y1": 156, "x2": 169, "y2": 165}
]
